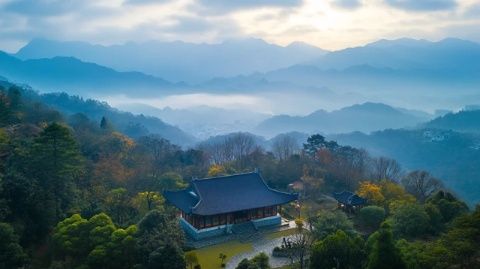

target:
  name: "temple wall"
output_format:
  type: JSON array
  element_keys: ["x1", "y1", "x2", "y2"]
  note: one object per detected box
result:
[
  {"x1": 180, "y1": 217, "x2": 231, "y2": 240},
  {"x1": 180, "y1": 214, "x2": 282, "y2": 241},
  {"x1": 252, "y1": 214, "x2": 281, "y2": 229}
]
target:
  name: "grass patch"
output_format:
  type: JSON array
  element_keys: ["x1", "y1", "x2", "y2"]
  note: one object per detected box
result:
[
  {"x1": 188, "y1": 240, "x2": 253, "y2": 269},
  {"x1": 265, "y1": 228, "x2": 298, "y2": 240}
]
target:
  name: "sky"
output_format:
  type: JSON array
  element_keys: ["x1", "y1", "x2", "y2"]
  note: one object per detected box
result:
[{"x1": 0, "y1": 0, "x2": 479, "y2": 52}]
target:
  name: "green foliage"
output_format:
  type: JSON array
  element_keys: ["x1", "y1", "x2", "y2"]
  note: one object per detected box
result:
[
  {"x1": 310, "y1": 230, "x2": 365, "y2": 269},
  {"x1": 0, "y1": 222, "x2": 28, "y2": 268},
  {"x1": 391, "y1": 204, "x2": 431, "y2": 238},
  {"x1": 366, "y1": 223, "x2": 406, "y2": 269},
  {"x1": 235, "y1": 252, "x2": 270, "y2": 269},
  {"x1": 312, "y1": 210, "x2": 355, "y2": 240},
  {"x1": 426, "y1": 190, "x2": 468, "y2": 223},
  {"x1": 358, "y1": 206, "x2": 385, "y2": 231},
  {"x1": 147, "y1": 244, "x2": 186, "y2": 269},
  {"x1": 158, "y1": 172, "x2": 187, "y2": 191},
  {"x1": 303, "y1": 134, "x2": 338, "y2": 157},
  {"x1": 30, "y1": 123, "x2": 84, "y2": 220},
  {"x1": 185, "y1": 252, "x2": 199, "y2": 269},
  {"x1": 251, "y1": 252, "x2": 270, "y2": 269},
  {"x1": 136, "y1": 210, "x2": 186, "y2": 268},
  {"x1": 52, "y1": 213, "x2": 137, "y2": 269},
  {"x1": 104, "y1": 188, "x2": 137, "y2": 226}
]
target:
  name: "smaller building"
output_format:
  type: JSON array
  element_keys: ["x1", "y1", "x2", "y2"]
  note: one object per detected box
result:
[
  {"x1": 333, "y1": 191, "x2": 366, "y2": 213},
  {"x1": 164, "y1": 172, "x2": 298, "y2": 240}
]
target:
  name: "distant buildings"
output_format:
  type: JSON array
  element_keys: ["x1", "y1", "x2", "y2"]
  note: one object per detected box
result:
[{"x1": 333, "y1": 191, "x2": 366, "y2": 213}]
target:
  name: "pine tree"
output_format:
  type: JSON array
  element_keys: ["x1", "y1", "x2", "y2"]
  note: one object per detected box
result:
[
  {"x1": 30, "y1": 123, "x2": 83, "y2": 220},
  {"x1": 367, "y1": 222, "x2": 406, "y2": 269}
]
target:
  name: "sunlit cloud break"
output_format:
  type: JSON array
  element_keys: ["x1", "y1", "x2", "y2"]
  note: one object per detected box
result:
[{"x1": 0, "y1": 0, "x2": 480, "y2": 52}]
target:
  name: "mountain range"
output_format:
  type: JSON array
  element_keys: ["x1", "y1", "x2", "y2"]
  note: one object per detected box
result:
[
  {"x1": 14, "y1": 38, "x2": 328, "y2": 83},
  {"x1": 256, "y1": 102, "x2": 432, "y2": 136},
  {"x1": 0, "y1": 51, "x2": 184, "y2": 97},
  {"x1": 0, "y1": 38, "x2": 479, "y2": 110}
]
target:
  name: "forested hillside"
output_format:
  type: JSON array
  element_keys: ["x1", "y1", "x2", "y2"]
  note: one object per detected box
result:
[
  {"x1": 333, "y1": 129, "x2": 480, "y2": 205},
  {"x1": 0, "y1": 79, "x2": 195, "y2": 146},
  {"x1": 424, "y1": 109, "x2": 480, "y2": 132},
  {"x1": 1, "y1": 83, "x2": 480, "y2": 269}
]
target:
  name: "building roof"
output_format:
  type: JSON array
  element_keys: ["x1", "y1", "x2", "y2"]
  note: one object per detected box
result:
[
  {"x1": 333, "y1": 191, "x2": 367, "y2": 206},
  {"x1": 164, "y1": 172, "x2": 298, "y2": 216}
]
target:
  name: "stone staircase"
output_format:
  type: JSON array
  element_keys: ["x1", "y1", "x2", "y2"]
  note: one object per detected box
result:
[{"x1": 232, "y1": 221, "x2": 260, "y2": 242}]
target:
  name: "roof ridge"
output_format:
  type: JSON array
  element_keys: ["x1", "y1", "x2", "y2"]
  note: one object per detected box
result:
[{"x1": 192, "y1": 171, "x2": 258, "y2": 182}]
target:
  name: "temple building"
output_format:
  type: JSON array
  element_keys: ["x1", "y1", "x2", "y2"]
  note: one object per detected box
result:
[
  {"x1": 333, "y1": 191, "x2": 367, "y2": 213},
  {"x1": 164, "y1": 172, "x2": 298, "y2": 240}
]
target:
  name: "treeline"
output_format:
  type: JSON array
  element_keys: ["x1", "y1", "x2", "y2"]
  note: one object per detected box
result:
[{"x1": 1, "y1": 84, "x2": 478, "y2": 269}]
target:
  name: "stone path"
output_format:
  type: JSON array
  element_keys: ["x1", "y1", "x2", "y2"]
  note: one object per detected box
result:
[{"x1": 226, "y1": 221, "x2": 297, "y2": 269}]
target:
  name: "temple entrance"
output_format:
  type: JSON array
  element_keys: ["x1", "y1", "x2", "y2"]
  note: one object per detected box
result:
[{"x1": 233, "y1": 210, "x2": 249, "y2": 224}]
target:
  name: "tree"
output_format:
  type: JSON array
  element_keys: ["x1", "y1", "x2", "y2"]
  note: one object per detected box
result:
[
  {"x1": 147, "y1": 244, "x2": 186, "y2": 269},
  {"x1": 132, "y1": 191, "x2": 164, "y2": 216},
  {"x1": 235, "y1": 253, "x2": 270, "y2": 269},
  {"x1": 272, "y1": 134, "x2": 299, "y2": 161},
  {"x1": 219, "y1": 253, "x2": 227, "y2": 267},
  {"x1": 310, "y1": 230, "x2": 365, "y2": 269},
  {"x1": 136, "y1": 210, "x2": 185, "y2": 268},
  {"x1": 396, "y1": 240, "x2": 442, "y2": 269},
  {"x1": 0, "y1": 91, "x2": 12, "y2": 126},
  {"x1": 52, "y1": 213, "x2": 138, "y2": 269},
  {"x1": 426, "y1": 190, "x2": 468, "y2": 223},
  {"x1": 391, "y1": 204, "x2": 431, "y2": 238},
  {"x1": 207, "y1": 164, "x2": 227, "y2": 177},
  {"x1": 379, "y1": 180, "x2": 416, "y2": 211},
  {"x1": 303, "y1": 134, "x2": 338, "y2": 159},
  {"x1": 312, "y1": 211, "x2": 355, "y2": 241},
  {"x1": 366, "y1": 223, "x2": 405, "y2": 269},
  {"x1": 434, "y1": 206, "x2": 480, "y2": 269},
  {"x1": 0, "y1": 223, "x2": 28, "y2": 268},
  {"x1": 100, "y1": 116, "x2": 113, "y2": 131},
  {"x1": 358, "y1": 206, "x2": 385, "y2": 231},
  {"x1": 402, "y1": 171, "x2": 443, "y2": 202},
  {"x1": 185, "y1": 252, "x2": 199, "y2": 269},
  {"x1": 158, "y1": 172, "x2": 187, "y2": 191},
  {"x1": 104, "y1": 188, "x2": 137, "y2": 226},
  {"x1": 371, "y1": 157, "x2": 402, "y2": 182},
  {"x1": 30, "y1": 123, "x2": 83, "y2": 222},
  {"x1": 236, "y1": 259, "x2": 259, "y2": 269},
  {"x1": 251, "y1": 252, "x2": 270, "y2": 269},
  {"x1": 290, "y1": 219, "x2": 313, "y2": 269},
  {"x1": 357, "y1": 182, "x2": 385, "y2": 205}
]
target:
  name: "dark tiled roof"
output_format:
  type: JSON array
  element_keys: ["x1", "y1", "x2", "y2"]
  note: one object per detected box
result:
[
  {"x1": 333, "y1": 191, "x2": 366, "y2": 206},
  {"x1": 164, "y1": 172, "x2": 298, "y2": 216}
]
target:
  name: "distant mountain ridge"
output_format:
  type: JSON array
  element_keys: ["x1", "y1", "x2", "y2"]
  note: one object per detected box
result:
[
  {"x1": 0, "y1": 51, "x2": 181, "y2": 96},
  {"x1": 256, "y1": 102, "x2": 432, "y2": 136},
  {"x1": 194, "y1": 38, "x2": 480, "y2": 103},
  {"x1": 423, "y1": 109, "x2": 480, "y2": 133},
  {"x1": 15, "y1": 38, "x2": 328, "y2": 83}
]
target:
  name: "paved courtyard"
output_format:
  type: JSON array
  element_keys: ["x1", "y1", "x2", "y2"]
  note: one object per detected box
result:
[
  {"x1": 226, "y1": 234, "x2": 295, "y2": 269},
  {"x1": 226, "y1": 221, "x2": 297, "y2": 269}
]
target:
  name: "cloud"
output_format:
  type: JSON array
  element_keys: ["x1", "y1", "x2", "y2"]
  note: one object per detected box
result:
[
  {"x1": 332, "y1": 0, "x2": 362, "y2": 10},
  {"x1": 123, "y1": 0, "x2": 171, "y2": 5},
  {"x1": 384, "y1": 0, "x2": 457, "y2": 12},
  {"x1": 196, "y1": 0, "x2": 303, "y2": 13},
  {"x1": 464, "y1": 4, "x2": 480, "y2": 18},
  {"x1": 165, "y1": 16, "x2": 214, "y2": 33},
  {"x1": 3, "y1": 0, "x2": 88, "y2": 16}
]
